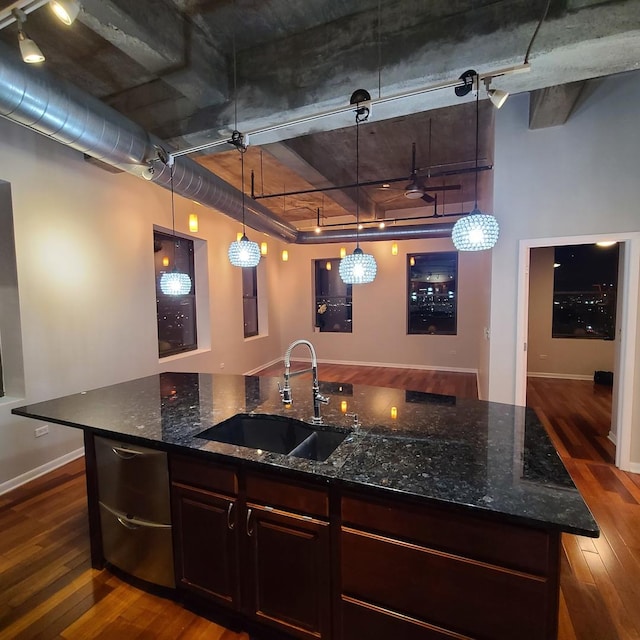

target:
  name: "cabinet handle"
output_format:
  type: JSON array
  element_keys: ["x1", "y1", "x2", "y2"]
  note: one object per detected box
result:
[
  {"x1": 246, "y1": 508, "x2": 254, "y2": 537},
  {"x1": 227, "y1": 502, "x2": 235, "y2": 530},
  {"x1": 111, "y1": 446, "x2": 144, "y2": 459}
]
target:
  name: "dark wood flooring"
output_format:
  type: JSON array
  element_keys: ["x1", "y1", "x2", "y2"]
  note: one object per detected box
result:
[{"x1": 0, "y1": 370, "x2": 637, "y2": 639}]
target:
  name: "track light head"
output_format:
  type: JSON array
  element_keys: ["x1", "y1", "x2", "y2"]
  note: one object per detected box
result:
[
  {"x1": 49, "y1": 0, "x2": 81, "y2": 25},
  {"x1": 484, "y1": 77, "x2": 509, "y2": 108},
  {"x1": 18, "y1": 30, "x2": 45, "y2": 63},
  {"x1": 12, "y1": 9, "x2": 45, "y2": 63}
]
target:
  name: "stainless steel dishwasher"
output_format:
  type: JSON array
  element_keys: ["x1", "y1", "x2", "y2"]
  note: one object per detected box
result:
[{"x1": 94, "y1": 435, "x2": 175, "y2": 588}]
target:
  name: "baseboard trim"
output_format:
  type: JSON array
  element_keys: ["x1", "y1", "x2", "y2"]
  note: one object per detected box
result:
[
  {"x1": 244, "y1": 357, "x2": 282, "y2": 376},
  {"x1": 608, "y1": 430, "x2": 618, "y2": 446},
  {"x1": 628, "y1": 462, "x2": 640, "y2": 475},
  {"x1": 0, "y1": 447, "x2": 84, "y2": 496},
  {"x1": 527, "y1": 372, "x2": 593, "y2": 381},
  {"x1": 290, "y1": 357, "x2": 478, "y2": 375}
]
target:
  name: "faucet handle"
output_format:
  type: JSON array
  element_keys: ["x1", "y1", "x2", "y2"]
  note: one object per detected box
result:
[
  {"x1": 345, "y1": 412, "x2": 359, "y2": 428},
  {"x1": 278, "y1": 381, "x2": 292, "y2": 405},
  {"x1": 315, "y1": 392, "x2": 329, "y2": 405}
]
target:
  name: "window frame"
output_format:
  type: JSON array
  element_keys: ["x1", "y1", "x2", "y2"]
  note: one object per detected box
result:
[
  {"x1": 242, "y1": 265, "x2": 259, "y2": 339},
  {"x1": 407, "y1": 251, "x2": 458, "y2": 336},
  {"x1": 551, "y1": 243, "x2": 619, "y2": 340},
  {"x1": 154, "y1": 230, "x2": 198, "y2": 358},
  {"x1": 314, "y1": 259, "x2": 352, "y2": 333}
]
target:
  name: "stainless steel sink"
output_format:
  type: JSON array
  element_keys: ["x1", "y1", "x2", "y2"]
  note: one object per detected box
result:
[{"x1": 196, "y1": 413, "x2": 349, "y2": 462}]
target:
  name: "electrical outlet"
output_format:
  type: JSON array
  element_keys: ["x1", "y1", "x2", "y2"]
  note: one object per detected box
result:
[
  {"x1": 539, "y1": 354, "x2": 548, "y2": 360},
  {"x1": 35, "y1": 425, "x2": 49, "y2": 438},
  {"x1": 220, "y1": 362, "x2": 225, "y2": 369}
]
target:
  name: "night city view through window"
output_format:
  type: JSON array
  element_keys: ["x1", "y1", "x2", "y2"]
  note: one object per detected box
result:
[
  {"x1": 154, "y1": 230, "x2": 197, "y2": 356},
  {"x1": 408, "y1": 252, "x2": 458, "y2": 335},
  {"x1": 315, "y1": 259, "x2": 352, "y2": 333},
  {"x1": 552, "y1": 243, "x2": 619, "y2": 339}
]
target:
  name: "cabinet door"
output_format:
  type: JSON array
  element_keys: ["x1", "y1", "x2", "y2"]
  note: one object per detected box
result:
[
  {"x1": 172, "y1": 483, "x2": 239, "y2": 608},
  {"x1": 245, "y1": 504, "x2": 331, "y2": 640}
]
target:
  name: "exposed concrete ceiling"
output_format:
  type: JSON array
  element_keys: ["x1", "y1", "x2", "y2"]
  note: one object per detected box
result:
[{"x1": 1, "y1": 0, "x2": 639, "y2": 231}]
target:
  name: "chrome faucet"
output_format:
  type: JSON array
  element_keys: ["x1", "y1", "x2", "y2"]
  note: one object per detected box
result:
[{"x1": 279, "y1": 339, "x2": 329, "y2": 424}]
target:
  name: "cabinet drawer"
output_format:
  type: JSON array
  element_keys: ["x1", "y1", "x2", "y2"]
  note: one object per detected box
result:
[
  {"x1": 341, "y1": 528, "x2": 553, "y2": 640},
  {"x1": 342, "y1": 493, "x2": 552, "y2": 576},
  {"x1": 95, "y1": 436, "x2": 171, "y2": 523},
  {"x1": 170, "y1": 454, "x2": 238, "y2": 495},
  {"x1": 246, "y1": 472, "x2": 328, "y2": 518},
  {"x1": 342, "y1": 597, "x2": 471, "y2": 640}
]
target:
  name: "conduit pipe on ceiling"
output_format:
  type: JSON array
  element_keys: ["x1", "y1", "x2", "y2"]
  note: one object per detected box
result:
[
  {"x1": 0, "y1": 39, "x2": 454, "y2": 246},
  {"x1": 296, "y1": 222, "x2": 454, "y2": 244}
]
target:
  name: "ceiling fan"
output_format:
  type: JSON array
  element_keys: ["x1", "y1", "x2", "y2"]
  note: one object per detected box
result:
[{"x1": 378, "y1": 142, "x2": 460, "y2": 204}]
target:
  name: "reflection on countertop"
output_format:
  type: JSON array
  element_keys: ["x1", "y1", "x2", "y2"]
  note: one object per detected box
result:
[{"x1": 12, "y1": 371, "x2": 598, "y2": 537}]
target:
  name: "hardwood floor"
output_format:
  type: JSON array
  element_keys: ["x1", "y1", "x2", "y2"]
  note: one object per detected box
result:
[
  {"x1": 527, "y1": 377, "x2": 640, "y2": 640},
  {"x1": 0, "y1": 370, "x2": 637, "y2": 639}
]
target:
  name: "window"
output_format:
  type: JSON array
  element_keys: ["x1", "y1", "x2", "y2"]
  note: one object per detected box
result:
[
  {"x1": 314, "y1": 259, "x2": 352, "y2": 332},
  {"x1": 154, "y1": 230, "x2": 197, "y2": 357},
  {"x1": 552, "y1": 243, "x2": 619, "y2": 339},
  {"x1": 408, "y1": 252, "x2": 458, "y2": 335},
  {"x1": 242, "y1": 266, "x2": 259, "y2": 338}
]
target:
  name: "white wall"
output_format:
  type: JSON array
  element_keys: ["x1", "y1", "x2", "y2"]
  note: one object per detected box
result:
[
  {"x1": 276, "y1": 238, "x2": 491, "y2": 374},
  {"x1": 491, "y1": 70, "x2": 640, "y2": 463},
  {"x1": 527, "y1": 246, "x2": 615, "y2": 378},
  {"x1": 0, "y1": 118, "x2": 284, "y2": 487}
]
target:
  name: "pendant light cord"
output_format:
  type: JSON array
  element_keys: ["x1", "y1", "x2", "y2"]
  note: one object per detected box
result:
[
  {"x1": 474, "y1": 74, "x2": 479, "y2": 210},
  {"x1": 240, "y1": 145, "x2": 246, "y2": 235},
  {"x1": 170, "y1": 164, "x2": 178, "y2": 263},
  {"x1": 355, "y1": 115, "x2": 360, "y2": 248}
]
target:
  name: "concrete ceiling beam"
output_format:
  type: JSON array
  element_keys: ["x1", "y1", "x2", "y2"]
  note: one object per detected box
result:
[
  {"x1": 528, "y1": 81, "x2": 586, "y2": 129},
  {"x1": 79, "y1": 0, "x2": 228, "y2": 109},
  {"x1": 166, "y1": 0, "x2": 640, "y2": 149},
  {"x1": 263, "y1": 141, "x2": 383, "y2": 221}
]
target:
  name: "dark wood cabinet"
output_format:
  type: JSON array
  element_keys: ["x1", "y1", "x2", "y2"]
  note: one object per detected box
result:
[
  {"x1": 245, "y1": 503, "x2": 331, "y2": 640},
  {"x1": 170, "y1": 457, "x2": 332, "y2": 639},
  {"x1": 172, "y1": 482, "x2": 239, "y2": 607},
  {"x1": 170, "y1": 455, "x2": 240, "y2": 608},
  {"x1": 339, "y1": 492, "x2": 561, "y2": 640}
]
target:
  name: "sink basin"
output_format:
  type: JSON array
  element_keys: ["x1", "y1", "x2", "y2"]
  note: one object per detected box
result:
[{"x1": 196, "y1": 414, "x2": 349, "y2": 462}]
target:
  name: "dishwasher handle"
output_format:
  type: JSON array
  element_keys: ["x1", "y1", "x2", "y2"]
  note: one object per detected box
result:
[
  {"x1": 100, "y1": 502, "x2": 171, "y2": 530},
  {"x1": 110, "y1": 445, "x2": 146, "y2": 459}
]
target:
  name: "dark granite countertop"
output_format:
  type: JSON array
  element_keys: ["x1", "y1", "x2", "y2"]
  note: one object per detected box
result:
[{"x1": 12, "y1": 371, "x2": 599, "y2": 537}]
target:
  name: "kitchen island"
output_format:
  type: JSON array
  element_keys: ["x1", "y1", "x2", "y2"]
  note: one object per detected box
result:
[{"x1": 13, "y1": 371, "x2": 598, "y2": 640}]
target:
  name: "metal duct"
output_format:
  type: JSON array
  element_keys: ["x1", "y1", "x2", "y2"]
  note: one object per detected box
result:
[
  {"x1": 0, "y1": 40, "x2": 456, "y2": 246},
  {"x1": 0, "y1": 40, "x2": 298, "y2": 242},
  {"x1": 296, "y1": 222, "x2": 455, "y2": 244}
]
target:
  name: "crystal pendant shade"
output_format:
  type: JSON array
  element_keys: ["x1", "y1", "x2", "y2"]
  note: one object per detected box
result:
[
  {"x1": 339, "y1": 247, "x2": 377, "y2": 284},
  {"x1": 160, "y1": 269, "x2": 192, "y2": 295},
  {"x1": 451, "y1": 208, "x2": 500, "y2": 251},
  {"x1": 228, "y1": 235, "x2": 261, "y2": 268}
]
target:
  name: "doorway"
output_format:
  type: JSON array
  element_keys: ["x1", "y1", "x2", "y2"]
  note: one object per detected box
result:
[{"x1": 515, "y1": 232, "x2": 640, "y2": 472}]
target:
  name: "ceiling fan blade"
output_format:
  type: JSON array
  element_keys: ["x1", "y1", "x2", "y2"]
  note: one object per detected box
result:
[{"x1": 421, "y1": 192, "x2": 435, "y2": 204}]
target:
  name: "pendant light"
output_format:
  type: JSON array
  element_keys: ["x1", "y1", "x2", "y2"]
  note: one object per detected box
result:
[
  {"x1": 452, "y1": 73, "x2": 500, "y2": 252},
  {"x1": 227, "y1": 135, "x2": 261, "y2": 268},
  {"x1": 227, "y1": 20, "x2": 260, "y2": 269},
  {"x1": 160, "y1": 161, "x2": 192, "y2": 296},
  {"x1": 339, "y1": 92, "x2": 377, "y2": 285}
]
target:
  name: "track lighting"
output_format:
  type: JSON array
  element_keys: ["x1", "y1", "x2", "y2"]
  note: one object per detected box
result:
[
  {"x1": 483, "y1": 77, "x2": 509, "y2": 109},
  {"x1": 12, "y1": 9, "x2": 44, "y2": 63},
  {"x1": 339, "y1": 90, "x2": 377, "y2": 285},
  {"x1": 18, "y1": 29, "x2": 44, "y2": 63},
  {"x1": 452, "y1": 72, "x2": 500, "y2": 251},
  {"x1": 49, "y1": 0, "x2": 80, "y2": 25},
  {"x1": 159, "y1": 156, "x2": 193, "y2": 296}
]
